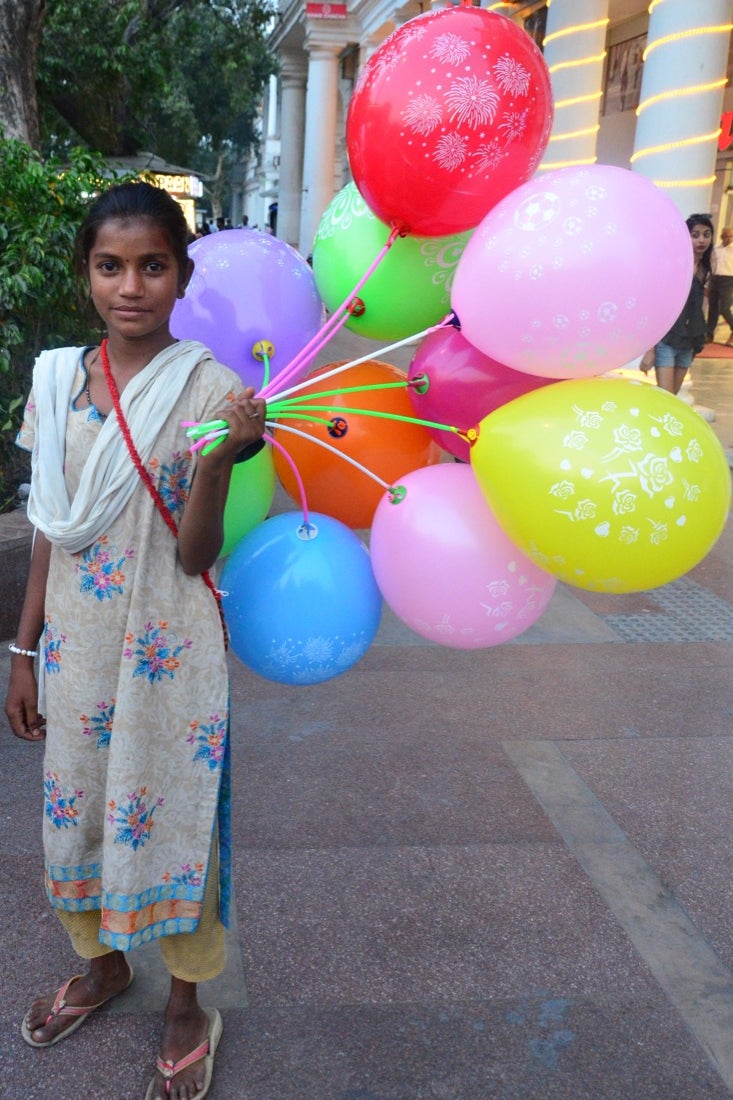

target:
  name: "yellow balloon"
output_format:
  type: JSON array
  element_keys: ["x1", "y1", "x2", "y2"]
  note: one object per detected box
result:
[{"x1": 470, "y1": 378, "x2": 731, "y2": 593}]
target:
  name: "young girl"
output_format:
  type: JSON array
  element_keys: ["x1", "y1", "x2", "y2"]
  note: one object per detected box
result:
[
  {"x1": 641, "y1": 213, "x2": 714, "y2": 394},
  {"x1": 4, "y1": 181, "x2": 266, "y2": 1100}
]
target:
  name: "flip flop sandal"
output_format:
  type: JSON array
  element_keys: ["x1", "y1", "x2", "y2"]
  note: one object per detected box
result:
[
  {"x1": 21, "y1": 967, "x2": 134, "y2": 1048},
  {"x1": 145, "y1": 1007, "x2": 223, "y2": 1100}
]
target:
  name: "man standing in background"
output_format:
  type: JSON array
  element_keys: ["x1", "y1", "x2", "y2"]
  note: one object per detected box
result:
[{"x1": 706, "y1": 225, "x2": 733, "y2": 345}]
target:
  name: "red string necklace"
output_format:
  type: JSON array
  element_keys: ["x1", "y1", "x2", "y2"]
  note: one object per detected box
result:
[{"x1": 100, "y1": 338, "x2": 227, "y2": 642}]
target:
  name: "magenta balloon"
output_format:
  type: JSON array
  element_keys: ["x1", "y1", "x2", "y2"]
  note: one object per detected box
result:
[
  {"x1": 451, "y1": 164, "x2": 694, "y2": 379},
  {"x1": 370, "y1": 464, "x2": 556, "y2": 648},
  {"x1": 408, "y1": 326, "x2": 555, "y2": 460},
  {"x1": 171, "y1": 230, "x2": 324, "y2": 390}
]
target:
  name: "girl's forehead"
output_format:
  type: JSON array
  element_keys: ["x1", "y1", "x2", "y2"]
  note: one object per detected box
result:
[{"x1": 92, "y1": 216, "x2": 173, "y2": 252}]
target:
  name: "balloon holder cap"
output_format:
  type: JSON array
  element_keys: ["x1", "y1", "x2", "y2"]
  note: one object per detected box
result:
[
  {"x1": 411, "y1": 373, "x2": 430, "y2": 395},
  {"x1": 347, "y1": 297, "x2": 366, "y2": 317},
  {"x1": 297, "y1": 521, "x2": 319, "y2": 541},
  {"x1": 457, "y1": 426, "x2": 479, "y2": 445},
  {"x1": 253, "y1": 340, "x2": 275, "y2": 360},
  {"x1": 388, "y1": 484, "x2": 407, "y2": 505}
]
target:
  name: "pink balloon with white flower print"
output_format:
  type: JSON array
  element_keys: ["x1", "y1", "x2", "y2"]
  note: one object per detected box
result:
[
  {"x1": 370, "y1": 463, "x2": 556, "y2": 648},
  {"x1": 346, "y1": 5, "x2": 553, "y2": 237},
  {"x1": 451, "y1": 164, "x2": 694, "y2": 378}
]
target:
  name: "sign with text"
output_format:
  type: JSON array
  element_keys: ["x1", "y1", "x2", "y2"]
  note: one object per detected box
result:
[{"x1": 306, "y1": 2, "x2": 347, "y2": 17}]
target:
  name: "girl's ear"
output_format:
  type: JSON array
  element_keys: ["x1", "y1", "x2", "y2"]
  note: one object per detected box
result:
[{"x1": 178, "y1": 257, "x2": 194, "y2": 299}]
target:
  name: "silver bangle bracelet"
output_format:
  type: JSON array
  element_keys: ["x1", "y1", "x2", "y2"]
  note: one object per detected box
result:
[{"x1": 8, "y1": 643, "x2": 38, "y2": 658}]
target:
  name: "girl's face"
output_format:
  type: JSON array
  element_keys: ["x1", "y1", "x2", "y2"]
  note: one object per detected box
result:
[
  {"x1": 86, "y1": 216, "x2": 192, "y2": 344},
  {"x1": 690, "y1": 222, "x2": 713, "y2": 260}
]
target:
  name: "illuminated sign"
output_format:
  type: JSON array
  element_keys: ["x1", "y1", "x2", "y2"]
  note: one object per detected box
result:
[
  {"x1": 306, "y1": 2, "x2": 347, "y2": 17},
  {"x1": 151, "y1": 173, "x2": 203, "y2": 198}
]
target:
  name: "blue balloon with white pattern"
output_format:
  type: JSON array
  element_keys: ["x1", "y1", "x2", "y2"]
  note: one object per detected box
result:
[{"x1": 220, "y1": 512, "x2": 382, "y2": 684}]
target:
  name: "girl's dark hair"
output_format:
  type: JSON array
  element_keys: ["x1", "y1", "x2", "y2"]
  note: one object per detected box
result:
[
  {"x1": 686, "y1": 213, "x2": 714, "y2": 282},
  {"x1": 75, "y1": 181, "x2": 191, "y2": 277}
]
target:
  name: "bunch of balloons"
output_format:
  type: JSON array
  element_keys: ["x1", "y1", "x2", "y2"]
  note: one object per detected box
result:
[{"x1": 173, "y1": 5, "x2": 731, "y2": 685}]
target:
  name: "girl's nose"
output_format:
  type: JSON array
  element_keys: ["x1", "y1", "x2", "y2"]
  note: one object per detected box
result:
[{"x1": 119, "y1": 267, "x2": 144, "y2": 294}]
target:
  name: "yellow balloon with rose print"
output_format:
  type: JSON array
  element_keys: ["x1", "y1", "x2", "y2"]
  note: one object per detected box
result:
[{"x1": 470, "y1": 378, "x2": 731, "y2": 593}]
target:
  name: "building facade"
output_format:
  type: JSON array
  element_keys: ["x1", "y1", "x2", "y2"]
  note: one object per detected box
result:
[{"x1": 260, "y1": 0, "x2": 733, "y2": 256}]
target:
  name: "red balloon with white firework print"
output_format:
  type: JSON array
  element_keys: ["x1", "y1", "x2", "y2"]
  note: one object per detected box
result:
[{"x1": 346, "y1": 5, "x2": 553, "y2": 237}]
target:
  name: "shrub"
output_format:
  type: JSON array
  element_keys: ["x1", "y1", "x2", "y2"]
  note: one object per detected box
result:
[{"x1": 0, "y1": 138, "x2": 131, "y2": 512}]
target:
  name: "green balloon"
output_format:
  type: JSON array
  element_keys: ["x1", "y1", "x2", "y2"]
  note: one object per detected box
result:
[
  {"x1": 221, "y1": 444, "x2": 276, "y2": 557},
  {"x1": 312, "y1": 183, "x2": 471, "y2": 342}
]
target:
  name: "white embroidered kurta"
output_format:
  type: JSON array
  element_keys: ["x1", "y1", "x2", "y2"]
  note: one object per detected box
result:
[{"x1": 17, "y1": 345, "x2": 242, "y2": 950}]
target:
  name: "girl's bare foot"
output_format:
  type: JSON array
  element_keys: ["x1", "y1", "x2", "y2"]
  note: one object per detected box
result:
[
  {"x1": 22, "y1": 951, "x2": 132, "y2": 1046},
  {"x1": 147, "y1": 980, "x2": 214, "y2": 1100}
]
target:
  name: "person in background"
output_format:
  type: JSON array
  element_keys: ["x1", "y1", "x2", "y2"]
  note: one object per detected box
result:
[
  {"x1": 705, "y1": 224, "x2": 733, "y2": 345},
  {"x1": 641, "y1": 213, "x2": 713, "y2": 395}
]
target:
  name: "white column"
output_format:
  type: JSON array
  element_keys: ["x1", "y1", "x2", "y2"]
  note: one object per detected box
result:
[
  {"x1": 539, "y1": 0, "x2": 610, "y2": 170},
  {"x1": 631, "y1": 0, "x2": 733, "y2": 216},
  {"x1": 299, "y1": 42, "x2": 341, "y2": 257},
  {"x1": 277, "y1": 53, "x2": 307, "y2": 249}
]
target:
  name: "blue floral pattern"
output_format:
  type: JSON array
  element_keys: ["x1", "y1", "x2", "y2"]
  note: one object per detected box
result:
[
  {"x1": 45, "y1": 772, "x2": 83, "y2": 829},
  {"x1": 43, "y1": 618, "x2": 66, "y2": 676},
  {"x1": 123, "y1": 620, "x2": 192, "y2": 683},
  {"x1": 80, "y1": 700, "x2": 115, "y2": 748},
  {"x1": 187, "y1": 713, "x2": 227, "y2": 771},
  {"x1": 76, "y1": 537, "x2": 135, "y2": 601},
  {"x1": 107, "y1": 788, "x2": 164, "y2": 850},
  {"x1": 162, "y1": 862, "x2": 205, "y2": 888},
  {"x1": 151, "y1": 451, "x2": 191, "y2": 516}
]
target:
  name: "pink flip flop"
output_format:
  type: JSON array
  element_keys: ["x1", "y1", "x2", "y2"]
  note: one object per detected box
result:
[
  {"x1": 145, "y1": 1008, "x2": 223, "y2": 1100},
  {"x1": 21, "y1": 967, "x2": 134, "y2": 1048}
]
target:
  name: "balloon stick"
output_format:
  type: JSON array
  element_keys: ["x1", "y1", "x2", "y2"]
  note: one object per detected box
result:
[
  {"x1": 263, "y1": 318, "x2": 452, "y2": 406},
  {"x1": 259, "y1": 227, "x2": 402, "y2": 399},
  {"x1": 264, "y1": 431, "x2": 311, "y2": 526}
]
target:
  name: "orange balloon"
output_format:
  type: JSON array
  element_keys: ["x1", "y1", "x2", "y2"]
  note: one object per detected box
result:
[{"x1": 272, "y1": 360, "x2": 442, "y2": 528}]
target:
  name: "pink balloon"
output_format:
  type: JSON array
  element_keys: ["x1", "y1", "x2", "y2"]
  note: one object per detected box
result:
[
  {"x1": 408, "y1": 326, "x2": 555, "y2": 460},
  {"x1": 451, "y1": 164, "x2": 693, "y2": 379},
  {"x1": 370, "y1": 464, "x2": 556, "y2": 648},
  {"x1": 171, "y1": 230, "x2": 324, "y2": 390}
]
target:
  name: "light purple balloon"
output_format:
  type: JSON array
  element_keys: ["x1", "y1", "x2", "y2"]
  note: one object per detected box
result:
[
  {"x1": 370, "y1": 464, "x2": 556, "y2": 648},
  {"x1": 452, "y1": 165, "x2": 693, "y2": 379},
  {"x1": 171, "y1": 230, "x2": 325, "y2": 390}
]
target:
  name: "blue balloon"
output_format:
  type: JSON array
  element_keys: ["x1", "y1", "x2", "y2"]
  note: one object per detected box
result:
[{"x1": 220, "y1": 512, "x2": 382, "y2": 685}]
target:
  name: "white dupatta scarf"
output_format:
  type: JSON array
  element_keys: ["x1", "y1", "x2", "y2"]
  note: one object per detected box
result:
[{"x1": 27, "y1": 340, "x2": 213, "y2": 554}]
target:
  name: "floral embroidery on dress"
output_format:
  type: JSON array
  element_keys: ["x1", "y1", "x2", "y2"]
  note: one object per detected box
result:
[
  {"x1": 76, "y1": 537, "x2": 135, "y2": 601},
  {"x1": 45, "y1": 772, "x2": 83, "y2": 828},
  {"x1": 123, "y1": 620, "x2": 192, "y2": 683},
  {"x1": 162, "y1": 862, "x2": 205, "y2": 888},
  {"x1": 80, "y1": 700, "x2": 115, "y2": 748},
  {"x1": 187, "y1": 713, "x2": 227, "y2": 771},
  {"x1": 43, "y1": 618, "x2": 66, "y2": 675},
  {"x1": 150, "y1": 451, "x2": 191, "y2": 516},
  {"x1": 108, "y1": 788, "x2": 164, "y2": 850}
]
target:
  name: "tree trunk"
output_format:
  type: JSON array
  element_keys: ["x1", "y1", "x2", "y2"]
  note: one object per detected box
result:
[{"x1": 0, "y1": 0, "x2": 46, "y2": 147}]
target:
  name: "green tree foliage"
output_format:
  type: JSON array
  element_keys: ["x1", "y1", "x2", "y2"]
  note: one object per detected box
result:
[
  {"x1": 38, "y1": 0, "x2": 277, "y2": 167},
  {"x1": 0, "y1": 137, "x2": 131, "y2": 510}
]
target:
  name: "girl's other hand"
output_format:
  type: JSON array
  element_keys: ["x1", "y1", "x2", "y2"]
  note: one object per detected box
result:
[
  {"x1": 640, "y1": 350, "x2": 655, "y2": 374},
  {"x1": 5, "y1": 662, "x2": 46, "y2": 742}
]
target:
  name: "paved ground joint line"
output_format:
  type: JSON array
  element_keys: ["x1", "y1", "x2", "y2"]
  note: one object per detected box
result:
[{"x1": 503, "y1": 739, "x2": 733, "y2": 1090}]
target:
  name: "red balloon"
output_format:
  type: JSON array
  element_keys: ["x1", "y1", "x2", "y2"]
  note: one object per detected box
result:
[
  {"x1": 408, "y1": 326, "x2": 556, "y2": 461},
  {"x1": 346, "y1": 6, "x2": 553, "y2": 237},
  {"x1": 272, "y1": 361, "x2": 442, "y2": 529}
]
